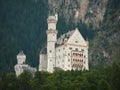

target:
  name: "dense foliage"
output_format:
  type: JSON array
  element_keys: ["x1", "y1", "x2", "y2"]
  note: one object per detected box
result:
[
  {"x1": 0, "y1": 0, "x2": 48, "y2": 73},
  {"x1": 0, "y1": 62, "x2": 120, "y2": 90}
]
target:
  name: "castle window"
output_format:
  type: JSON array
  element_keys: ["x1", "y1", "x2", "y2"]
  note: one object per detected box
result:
[
  {"x1": 73, "y1": 53, "x2": 76, "y2": 55},
  {"x1": 81, "y1": 49, "x2": 84, "y2": 51},
  {"x1": 50, "y1": 59, "x2": 52, "y2": 62},
  {"x1": 49, "y1": 50, "x2": 52, "y2": 53},
  {"x1": 75, "y1": 48, "x2": 78, "y2": 51},
  {"x1": 68, "y1": 59, "x2": 70, "y2": 61},
  {"x1": 76, "y1": 53, "x2": 78, "y2": 56},
  {"x1": 68, "y1": 53, "x2": 70, "y2": 56},
  {"x1": 69, "y1": 47, "x2": 72, "y2": 50},
  {"x1": 81, "y1": 54, "x2": 83, "y2": 56},
  {"x1": 63, "y1": 48, "x2": 65, "y2": 50},
  {"x1": 75, "y1": 41, "x2": 78, "y2": 43},
  {"x1": 68, "y1": 65, "x2": 70, "y2": 67},
  {"x1": 59, "y1": 49, "x2": 60, "y2": 52},
  {"x1": 84, "y1": 55, "x2": 86, "y2": 58}
]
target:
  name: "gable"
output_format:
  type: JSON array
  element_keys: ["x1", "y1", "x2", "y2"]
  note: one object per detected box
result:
[
  {"x1": 67, "y1": 28, "x2": 87, "y2": 46},
  {"x1": 56, "y1": 30, "x2": 75, "y2": 46}
]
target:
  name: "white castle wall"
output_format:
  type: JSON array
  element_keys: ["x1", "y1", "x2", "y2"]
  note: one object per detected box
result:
[{"x1": 39, "y1": 14, "x2": 89, "y2": 73}]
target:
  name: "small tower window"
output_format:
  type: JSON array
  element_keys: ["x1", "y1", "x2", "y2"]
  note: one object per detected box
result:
[
  {"x1": 68, "y1": 53, "x2": 70, "y2": 56},
  {"x1": 75, "y1": 41, "x2": 78, "y2": 43},
  {"x1": 75, "y1": 48, "x2": 78, "y2": 51},
  {"x1": 81, "y1": 49, "x2": 84, "y2": 52},
  {"x1": 84, "y1": 55, "x2": 86, "y2": 58},
  {"x1": 49, "y1": 50, "x2": 52, "y2": 53},
  {"x1": 68, "y1": 59, "x2": 70, "y2": 61},
  {"x1": 69, "y1": 47, "x2": 72, "y2": 50}
]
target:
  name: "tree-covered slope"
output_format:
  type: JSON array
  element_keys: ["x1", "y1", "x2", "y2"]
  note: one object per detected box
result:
[
  {"x1": 0, "y1": 0, "x2": 48, "y2": 73},
  {"x1": 0, "y1": 62, "x2": 120, "y2": 90}
]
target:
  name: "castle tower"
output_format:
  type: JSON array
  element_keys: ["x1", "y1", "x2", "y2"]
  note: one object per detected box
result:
[
  {"x1": 14, "y1": 51, "x2": 37, "y2": 77},
  {"x1": 85, "y1": 40, "x2": 89, "y2": 70},
  {"x1": 46, "y1": 13, "x2": 58, "y2": 72},
  {"x1": 14, "y1": 51, "x2": 27, "y2": 76},
  {"x1": 16, "y1": 51, "x2": 26, "y2": 65}
]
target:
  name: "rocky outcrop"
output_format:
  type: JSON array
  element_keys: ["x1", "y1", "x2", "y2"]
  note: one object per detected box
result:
[{"x1": 48, "y1": 0, "x2": 108, "y2": 29}]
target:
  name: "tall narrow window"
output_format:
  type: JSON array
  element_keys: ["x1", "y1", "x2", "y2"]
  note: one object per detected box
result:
[
  {"x1": 49, "y1": 50, "x2": 52, "y2": 53},
  {"x1": 75, "y1": 48, "x2": 78, "y2": 51},
  {"x1": 68, "y1": 59, "x2": 70, "y2": 61},
  {"x1": 68, "y1": 53, "x2": 70, "y2": 56},
  {"x1": 69, "y1": 47, "x2": 72, "y2": 50}
]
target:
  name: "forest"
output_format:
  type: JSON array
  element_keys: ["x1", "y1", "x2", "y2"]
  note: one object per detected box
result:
[{"x1": 0, "y1": 61, "x2": 120, "y2": 90}]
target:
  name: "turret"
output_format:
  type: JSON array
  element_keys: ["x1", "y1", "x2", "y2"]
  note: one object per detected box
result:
[
  {"x1": 46, "y1": 14, "x2": 58, "y2": 72},
  {"x1": 17, "y1": 51, "x2": 26, "y2": 64},
  {"x1": 47, "y1": 13, "x2": 58, "y2": 30},
  {"x1": 14, "y1": 51, "x2": 37, "y2": 77}
]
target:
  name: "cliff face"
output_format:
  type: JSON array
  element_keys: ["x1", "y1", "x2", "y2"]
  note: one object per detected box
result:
[
  {"x1": 48, "y1": 0, "x2": 120, "y2": 68},
  {"x1": 88, "y1": 0, "x2": 120, "y2": 67},
  {"x1": 48, "y1": 0, "x2": 108, "y2": 29}
]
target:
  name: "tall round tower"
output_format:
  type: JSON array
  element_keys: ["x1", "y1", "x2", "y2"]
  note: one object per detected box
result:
[{"x1": 46, "y1": 13, "x2": 58, "y2": 72}]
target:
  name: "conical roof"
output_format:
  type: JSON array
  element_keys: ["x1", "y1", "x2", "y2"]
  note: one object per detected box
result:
[{"x1": 17, "y1": 50, "x2": 26, "y2": 64}]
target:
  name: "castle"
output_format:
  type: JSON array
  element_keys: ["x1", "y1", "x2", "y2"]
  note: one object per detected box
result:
[
  {"x1": 14, "y1": 13, "x2": 89, "y2": 76},
  {"x1": 14, "y1": 51, "x2": 37, "y2": 77},
  {"x1": 39, "y1": 13, "x2": 89, "y2": 73}
]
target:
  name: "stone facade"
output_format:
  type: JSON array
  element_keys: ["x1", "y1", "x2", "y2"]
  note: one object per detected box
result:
[
  {"x1": 39, "y1": 14, "x2": 89, "y2": 73},
  {"x1": 14, "y1": 51, "x2": 37, "y2": 76}
]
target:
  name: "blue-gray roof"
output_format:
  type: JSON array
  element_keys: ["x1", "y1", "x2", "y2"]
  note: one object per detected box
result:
[
  {"x1": 56, "y1": 30, "x2": 75, "y2": 46},
  {"x1": 40, "y1": 48, "x2": 47, "y2": 54}
]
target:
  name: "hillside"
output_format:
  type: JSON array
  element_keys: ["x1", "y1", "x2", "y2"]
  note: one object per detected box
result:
[
  {"x1": 0, "y1": 63, "x2": 120, "y2": 90},
  {"x1": 0, "y1": 0, "x2": 48, "y2": 73},
  {"x1": 0, "y1": 0, "x2": 120, "y2": 73},
  {"x1": 89, "y1": 0, "x2": 120, "y2": 68}
]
